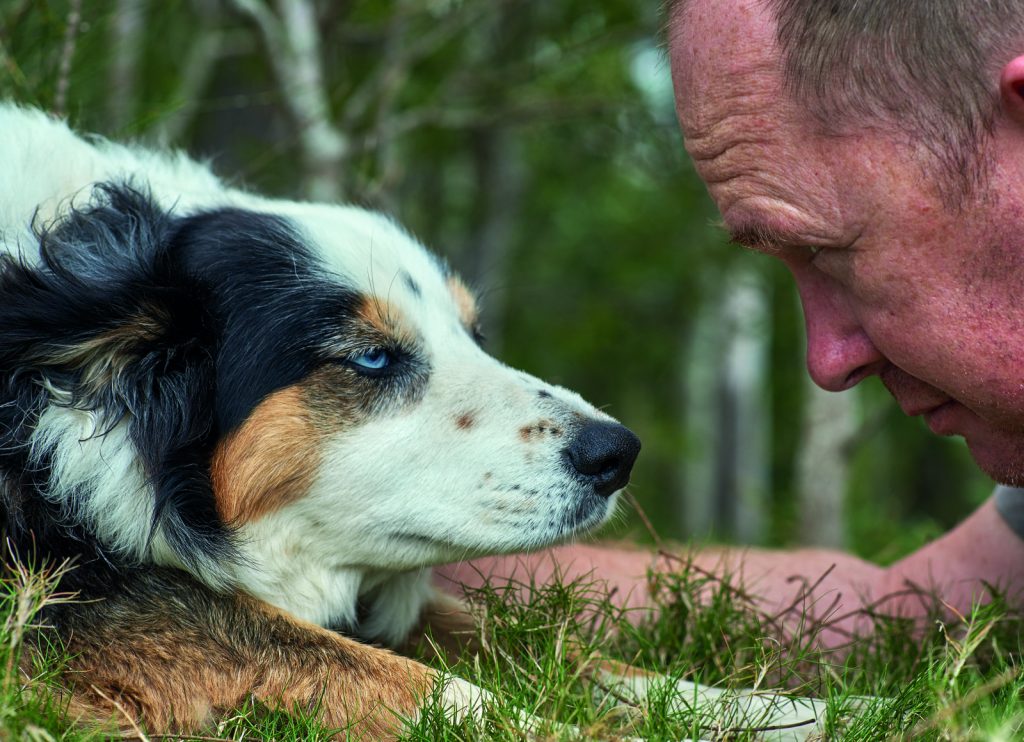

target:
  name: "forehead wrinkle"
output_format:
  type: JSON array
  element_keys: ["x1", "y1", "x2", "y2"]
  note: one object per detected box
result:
[
  {"x1": 674, "y1": 0, "x2": 863, "y2": 258},
  {"x1": 686, "y1": 100, "x2": 847, "y2": 243},
  {"x1": 677, "y1": 69, "x2": 837, "y2": 216},
  {"x1": 676, "y1": 59, "x2": 781, "y2": 141},
  {"x1": 686, "y1": 132, "x2": 783, "y2": 190},
  {"x1": 702, "y1": 152, "x2": 839, "y2": 225},
  {"x1": 672, "y1": 1, "x2": 835, "y2": 202},
  {"x1": 680, "y1": 62, "x2": 813, "y2": 183}
]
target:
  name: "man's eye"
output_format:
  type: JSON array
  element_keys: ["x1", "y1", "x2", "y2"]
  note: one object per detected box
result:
[
  {"x1": 806, "y1": 244, "x2": 836, "y2": 266},
  {"x1": 348, "y1": 347, "x2": 392, "y2": 373}
]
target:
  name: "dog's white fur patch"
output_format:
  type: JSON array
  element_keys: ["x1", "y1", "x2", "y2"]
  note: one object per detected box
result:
[
  {"x1": 27, "y1": 402, "x2": 233, "y2": 587},
  {"x1": 29, "y1": 404, "x2": 153, "y2": 558}
]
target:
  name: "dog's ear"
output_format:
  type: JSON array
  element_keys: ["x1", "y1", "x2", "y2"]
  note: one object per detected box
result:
[{"x1": 0, "y1": 183, "x2": 232, "y2": 574}]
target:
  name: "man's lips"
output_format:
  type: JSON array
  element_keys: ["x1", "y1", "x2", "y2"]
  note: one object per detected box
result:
[
  {"x1": 900, "y1": 399, "x2": 954, "y2": 417},
  {"x1": 923, "y1": 400, "x2": 960, "y2": 435},
  {"x1": 880, "y1": 367, "x2": 951, "y2": 418},
  {"x1": 894, "y1": 395, "x2": 962, "y2": 435},
  {"x1": 880, "y1": 368, "x2": 965, "y2": 435}
]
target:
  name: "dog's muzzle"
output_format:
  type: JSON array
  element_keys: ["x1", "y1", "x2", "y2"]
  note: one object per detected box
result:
[{"x1": 562, "y1": 421, "x2": 641, "y2": 497}]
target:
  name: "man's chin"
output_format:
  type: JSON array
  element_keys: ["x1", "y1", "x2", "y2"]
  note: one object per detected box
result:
[
  {"x1": 925, "y1": 402, "x2": 1024, "y2": 485},
  {"x1": 964, "y1": 431, "x2": 1024, "y2": 487}
]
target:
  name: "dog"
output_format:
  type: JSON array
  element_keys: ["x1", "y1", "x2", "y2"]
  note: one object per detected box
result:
[{"x1": 0, "y1": 105, "x2": 642, "y2": 738}]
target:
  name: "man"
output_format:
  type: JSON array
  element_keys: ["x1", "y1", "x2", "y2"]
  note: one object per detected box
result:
[{"x1": 440, "y1": 0, "x2": 1024, "y2": 636}]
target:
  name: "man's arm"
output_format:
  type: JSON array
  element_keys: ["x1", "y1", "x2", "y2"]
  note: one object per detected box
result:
[
  {"x1": 436, "y1": 498, "x2": 1024, "y2": 646},
  {"x1": 878, "y1": 496, "x2": 1024, "y2": 615}
]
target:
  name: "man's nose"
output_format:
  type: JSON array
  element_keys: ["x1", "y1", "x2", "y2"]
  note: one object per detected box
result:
[{"x1": 797, "y1": 274, "x2": 885, "y2": 392}]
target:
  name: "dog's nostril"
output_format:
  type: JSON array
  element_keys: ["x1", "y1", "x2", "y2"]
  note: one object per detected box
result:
[{"x1": 563, "y1": 421, "x2": 641, "y2": 497}]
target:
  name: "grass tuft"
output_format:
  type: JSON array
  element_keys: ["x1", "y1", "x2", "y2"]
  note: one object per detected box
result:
[{"x1": 0, "y1": 551, "x2": 1020, "y2": 740}]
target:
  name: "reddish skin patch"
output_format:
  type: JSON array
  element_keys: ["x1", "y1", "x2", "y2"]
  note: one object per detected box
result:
[{"x1": 455, "y1": 413, "x2": 475, "y2": 430}]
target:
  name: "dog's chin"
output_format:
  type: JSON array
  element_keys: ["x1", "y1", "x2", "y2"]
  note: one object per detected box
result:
[
  {"x1": 560, "y1": 489, "x2": 620, "y2": 536},
  {"x1": 512, "y1": 487, "x2": 623, "y2": 548},
  {"x1": 389, "y1": 489, "x2": 620, "y2": 562}
]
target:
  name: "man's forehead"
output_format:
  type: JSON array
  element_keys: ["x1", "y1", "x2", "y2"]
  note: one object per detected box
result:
[
  {"x1": 667, "y1": 0, "x2": 852, "y2": 247},
  {"x1": 668, "y1": 0, "x2": 776, "y2": 51},
  {"x1": 669, "y1": 0, "x2": 784, "y2": 135}
]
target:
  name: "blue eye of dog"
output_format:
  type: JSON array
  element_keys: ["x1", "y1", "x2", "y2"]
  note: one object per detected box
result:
[{"x1": 348, "y1": 348, "x2": 392, "y2": 373}]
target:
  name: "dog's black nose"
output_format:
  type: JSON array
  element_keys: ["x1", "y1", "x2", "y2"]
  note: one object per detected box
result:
[{"x1": 563, "y1": 421, "x2": 641, "y2": 497}]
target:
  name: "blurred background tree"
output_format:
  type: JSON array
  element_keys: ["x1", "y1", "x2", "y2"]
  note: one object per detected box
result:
[{"x1": 0, "y1": 0, "x2": 995, "y2": 563}]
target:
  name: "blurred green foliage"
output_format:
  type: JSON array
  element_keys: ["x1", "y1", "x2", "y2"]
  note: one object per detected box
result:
[{"x1": 0, "y1": 0, "x2": 994, "y2": 558}]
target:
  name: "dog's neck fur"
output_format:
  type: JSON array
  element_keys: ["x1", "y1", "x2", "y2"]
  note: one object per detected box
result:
[
  {"x1": 233, "y1": 536, "x2": 437, "y2": 646},
  {"x1": 233, "y1": 510, "x2": 438, "y2": 645},
  {"x1": 30, "y1": 402, "x2": 434, "y2": 646}
]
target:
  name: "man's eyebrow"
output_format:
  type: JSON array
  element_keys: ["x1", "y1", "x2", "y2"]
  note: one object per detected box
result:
[{"x1": 722, "y1": 223, "x2": 803, "y2": 253}]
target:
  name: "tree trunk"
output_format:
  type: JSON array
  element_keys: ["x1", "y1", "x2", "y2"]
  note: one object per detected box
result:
[
  {"x1": 684, "y1": 271, "x2": 769, "y2": 543},
  {"x1": 795, "y1": 379, "x2": 857, "y2": 548},
  {"x1": 108, "y1": 0, "x2": 145, "y2": 131}
]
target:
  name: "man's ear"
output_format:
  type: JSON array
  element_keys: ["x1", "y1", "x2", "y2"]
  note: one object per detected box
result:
[{"x1": 998, "y1": 55, "x2": 1024, "y2": 127}]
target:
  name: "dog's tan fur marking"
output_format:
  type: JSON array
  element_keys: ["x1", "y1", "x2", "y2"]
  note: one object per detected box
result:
[
  {"x1": 357, "y1": 295, "x2": 417, "y2": 346},
  {"x1": 59, "y1": 584, "x2": 434, "y2": 740},
  {"x1": 211, "y1": 386, "x2": 319, "y2": 524},
  {"x1": 446, "y1": 276, "x2": 478, "y2": 329},
  {"x1": 45, "y1": 309, "x2": 166, "y2": 363},
  {"x1": 455, "y1": 412, "x2": 475, "y2": 430},
  {"x1": 40, "y1": 309, "x2": 167, "y2": 394}
]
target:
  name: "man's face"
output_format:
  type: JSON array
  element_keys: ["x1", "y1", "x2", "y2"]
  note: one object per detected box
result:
[{"x1": 670, "y1": 0, "x2": 1024, "y2": 483}]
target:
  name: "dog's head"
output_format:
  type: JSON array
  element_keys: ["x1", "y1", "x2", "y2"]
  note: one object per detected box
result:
[{"x1": 0, "y1": 183, "x2": 639, "y2": 630}]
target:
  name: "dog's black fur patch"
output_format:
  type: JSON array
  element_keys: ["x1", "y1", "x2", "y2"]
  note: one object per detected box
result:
[{"x1": 0, "y1": 183, "x2": 361, "y2": 588}]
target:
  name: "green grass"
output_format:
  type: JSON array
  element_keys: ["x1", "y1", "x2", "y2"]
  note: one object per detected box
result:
[{"x1": 2, "y1": 554, "x2": 1022, "y2": 741}]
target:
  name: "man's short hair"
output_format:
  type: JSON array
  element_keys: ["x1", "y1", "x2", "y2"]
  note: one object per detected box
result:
[{"x1": 669, "y1": 0, "x2": 1024, "y2": 202}]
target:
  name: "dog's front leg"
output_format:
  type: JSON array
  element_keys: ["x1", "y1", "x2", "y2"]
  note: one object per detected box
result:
[{"x1": 51, "y1": 569, "x2": 479, "y2": 739}]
